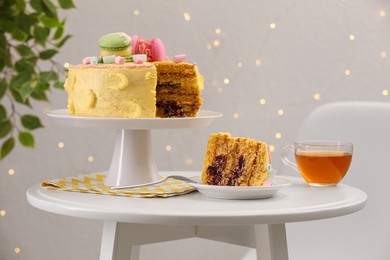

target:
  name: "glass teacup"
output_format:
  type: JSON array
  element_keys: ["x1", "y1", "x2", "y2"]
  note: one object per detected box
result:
[{"x1": 281, "y1": 141, "x2": 353, "y2": 187}]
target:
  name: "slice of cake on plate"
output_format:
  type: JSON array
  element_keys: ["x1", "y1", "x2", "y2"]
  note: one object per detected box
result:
[{"x1": 201, "y1": 132, "x2": 274, "y2": 186}]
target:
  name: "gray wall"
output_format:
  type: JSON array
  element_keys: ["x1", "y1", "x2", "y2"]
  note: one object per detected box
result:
[{"x1": 1, "y1": 0, "x2": 389, "y2": 259}]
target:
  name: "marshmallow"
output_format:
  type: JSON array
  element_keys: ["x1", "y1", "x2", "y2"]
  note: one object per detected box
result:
[
  {"x1": 115, "y1": 56, "x2": 126, "y2": 64},
  {"x1": 102, "y1": 55, "x2": 116, "y2": 63},
  {"x1": 90, "y1": 57, "x2": 98, "y2": 65},
  {"x1": 173, "y1": 54, "x2": 187, "y2": 63},
  {"x1": 132, "y1": 54, "x2": 147, "y2": 62},
  {"x1": 82, "y1": 57, "x2": 91, "y2": 64}
]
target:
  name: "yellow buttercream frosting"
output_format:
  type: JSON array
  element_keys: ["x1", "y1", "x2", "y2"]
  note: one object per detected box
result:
[{"x1": 64, "y1": 63, "x2": 157, "y2": 118}]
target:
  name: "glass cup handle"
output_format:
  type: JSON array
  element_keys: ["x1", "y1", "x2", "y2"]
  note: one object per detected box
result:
[{"x1": 281, "y1": 145, "x2": 299, "y2": 172}]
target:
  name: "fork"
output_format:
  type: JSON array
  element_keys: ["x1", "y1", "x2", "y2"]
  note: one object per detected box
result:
[{"x1": 110, "y1": 175, "x2": 197, "y2": 190}]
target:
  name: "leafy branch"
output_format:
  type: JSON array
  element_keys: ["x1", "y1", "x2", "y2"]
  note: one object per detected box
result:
[{"x1": 0, "y1": 0, "x2": 76, "y2": 159}]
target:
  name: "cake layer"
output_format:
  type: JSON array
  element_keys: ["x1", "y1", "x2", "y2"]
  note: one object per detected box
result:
[
  {"x1": 157, "y1": 80, "x2": 201, "y2": 95},
  {"x1": 157, "y1": 93, "x2": 201, "y2": 104},
  {"x1": 156, "y1": 101, "x2": 200, "y2": 117},
  {"x1": 154, "y1": 61, "x2": 203, "y2": 118},
  {"x1": 154, "y1": 61, "x2": 199, "y2": 74},
  {"x1": 65, "y1": 63, "x2": 157, "y2": 118},
  {"x1": 201, "y1": 133, "x2": 270, "y2": 186}
]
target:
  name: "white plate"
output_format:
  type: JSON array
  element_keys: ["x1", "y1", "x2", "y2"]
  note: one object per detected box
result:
[
  {"x1": 47, "y1": 109, "x2": 222, "y2": 129},
  {"x1": 188, "y1": 177, "x2": 291, "y2": 200}
]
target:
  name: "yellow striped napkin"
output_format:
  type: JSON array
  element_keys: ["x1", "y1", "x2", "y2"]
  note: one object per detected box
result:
[{"x1": 41, "y1": 172, "x2": 196, "y2": 198}]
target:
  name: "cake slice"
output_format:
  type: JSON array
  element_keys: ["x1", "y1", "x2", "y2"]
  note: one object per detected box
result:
[
  {"x1": 154, "y1": 61, "x2": 203, "y2": 117},
  {"x1": 201, "y1": 133, "x2": 271, "y2": 186}
]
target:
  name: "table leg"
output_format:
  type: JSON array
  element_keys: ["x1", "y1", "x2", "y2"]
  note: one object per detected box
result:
[
  {"x1": 99, "y1": 222, "x2": 288, "y2": 260},
  {"x1": 255, "y1": 224, "x2": 289, "y2": 260},
  {"x1": 99, "y1": 222, "x2": 196, "y2": 260},
  {"x1": 100, "y1": 221, "x2": 140, "y2": 260}
]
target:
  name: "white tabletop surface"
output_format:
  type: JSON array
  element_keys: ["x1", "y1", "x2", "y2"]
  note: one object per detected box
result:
[{"x1": 26, "y1": 172, "x2": 367, "y2": 226}]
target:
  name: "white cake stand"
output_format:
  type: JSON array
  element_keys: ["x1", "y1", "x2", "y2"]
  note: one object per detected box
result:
[{"x1": 47, "y1": 109, "x2": 222, "y2": 187}]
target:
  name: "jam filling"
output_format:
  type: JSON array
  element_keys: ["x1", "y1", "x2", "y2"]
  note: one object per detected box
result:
[
  {"x1": 206, "y1": 154, "x2": 227, "y2": 185},
  {"x1": 227, "y1": 155, "x2": 246, "y2": 186},
  {"x1": 157, "y1": 82, "x2": 181, "y2": 90},
  {"x1": 207, "y1": 154, "x2": 246, "y2": 186},
  {"x1": 156, "y1": 100, "x2": 185, "y2": 117}
]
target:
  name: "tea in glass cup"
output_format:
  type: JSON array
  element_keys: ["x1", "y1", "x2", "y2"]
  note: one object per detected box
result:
[{"x1": 281, "y1": 141, "x2": 353, "y2": 187}]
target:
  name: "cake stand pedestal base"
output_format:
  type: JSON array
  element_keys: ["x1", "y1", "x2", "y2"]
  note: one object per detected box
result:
[
  {"x1": 46, "y1": 109, "x2": 222, "y2": 188},
  {"x1": 104, "y1": 129, "x2": 159, "y2": 187}
]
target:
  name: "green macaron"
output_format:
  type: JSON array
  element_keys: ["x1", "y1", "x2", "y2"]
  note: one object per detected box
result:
[{"x1": 99, "y1": 32, "x2": 131, "y2": 51}]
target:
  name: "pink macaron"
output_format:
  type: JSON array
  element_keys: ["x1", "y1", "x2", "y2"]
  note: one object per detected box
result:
[{"x1": 132, "y1": 35, "x2": 168, "y2": 62}]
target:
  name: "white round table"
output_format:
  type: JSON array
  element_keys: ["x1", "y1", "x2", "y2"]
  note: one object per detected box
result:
[{"x1": 26, "y1": 173, "x2": 367, "y2": 260}]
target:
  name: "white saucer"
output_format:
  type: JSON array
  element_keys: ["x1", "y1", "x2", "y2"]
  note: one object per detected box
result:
[{"x1": 188, "y1": 177, "x2": 291, "y2": 200}]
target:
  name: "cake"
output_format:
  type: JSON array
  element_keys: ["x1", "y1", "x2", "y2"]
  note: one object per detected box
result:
[
  {"x1": 64, "y1": 32, "x2": 203, "y2": 118},
  {"x1": 201, "y1": 133, "x2": 273, "y2": 186}
]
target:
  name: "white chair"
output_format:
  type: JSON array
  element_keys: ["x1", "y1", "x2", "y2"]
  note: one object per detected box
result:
[{"x1": 282, "y1": 101, "x2": 390, "y2": 260}]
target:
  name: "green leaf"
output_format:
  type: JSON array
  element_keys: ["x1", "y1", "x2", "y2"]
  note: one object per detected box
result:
[
  {"x1": 53, "y1": 25, "x2": 64, "y2": 40},
  {"x1": 28, "y1": 12, "x2": 40, "y2": 24},
  {"x1": 0, "y1": 45, "x2": 7, "y2": 58},
  {"x1": 15, "y1": 44, "x2": 36, "y2": 59},
  {"x1": 31, "y1": 91, "x2": 48, "y2": 101},
  {"x1": 39, "y1": 49, "x2": 58, "y2": 60},
  {"x1": 0, "y1": 39, "x2": 12, "y2": 68},
  {"x1": 58, "y1": 0, "x2": 76, "y2": 9},
  {"x1": 15, "y1": 59, "x2": 36, "y2": 74},
  {"x1": 33, "y1": 25, "x2": 50, "y2": 46},
  {"x1": 19, "y1": 131, "x2": 35, "y2": 148},
  {"x1": 13, "y1": 29, "x2": 28, "y2": 41},
  {"x1": 40, "y1": 16, "x2": 60, "y2": 28},
  {"x1": 0, "y1": 60, "x2": 5, "y2": 72},
  {"x1": 0, "y1": 2, "x2": 13, "y2": 16},
  {"x1": 11, "y1": 89, "x2": 31, "y2": 107},
  {"x1": 21, "y1": 114, "x2": 43, "y2": 130},
  {"x1": 41, "y1": 0, "x2": 58, "y2": 18},
  {"x1": 0, "y1": 105, "x2": 7, "y2": 120},
  {"x1": 55, "y1": 34, "x2": 72, "y2": 48},
  {"x1": 35, "y1": 81, "x2": 50, "y2": 91},
  {"x1": 40, "y1": 71, "x2": 58, "y2": 82},
  {"x1": 0, "y1": 119, "x2": 12, "y2": 138},
  {"x1": 18, "y1": 83, "x2": 34, "y2": 101},
  {"x1": 0, "y1": 33, "x2": 7, "y2": 46},
  {"x1": 15, "y1": 0, "x2": 27, "y2": 12},
  {"x1": 15, "y1": 12, "x2": 33, "y2": 34},
  {"x1": 1, "y1": 137, "x2": 15, "y2": 160},
  {"x1": 30, "y1": 0, "x2": 43, "y2": 12},
  {"x1": 0, "y1": 20, "x2": 16, "y2": 33},
  {"x1": 1, "y1": 20, "x2": 29, "y2": 41},
  {"x1": 0, "y1": 20, "x2": 27, "y2": 41},
  {"x1": 10, "y1": 73, "x2": 31, "y2": 89},
  {"x1": 53, "y1": 80, "x2": 64, "y2": 89},
  {"x1": 0, "y1": 78, "x2": 7, "y2": 100}
]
